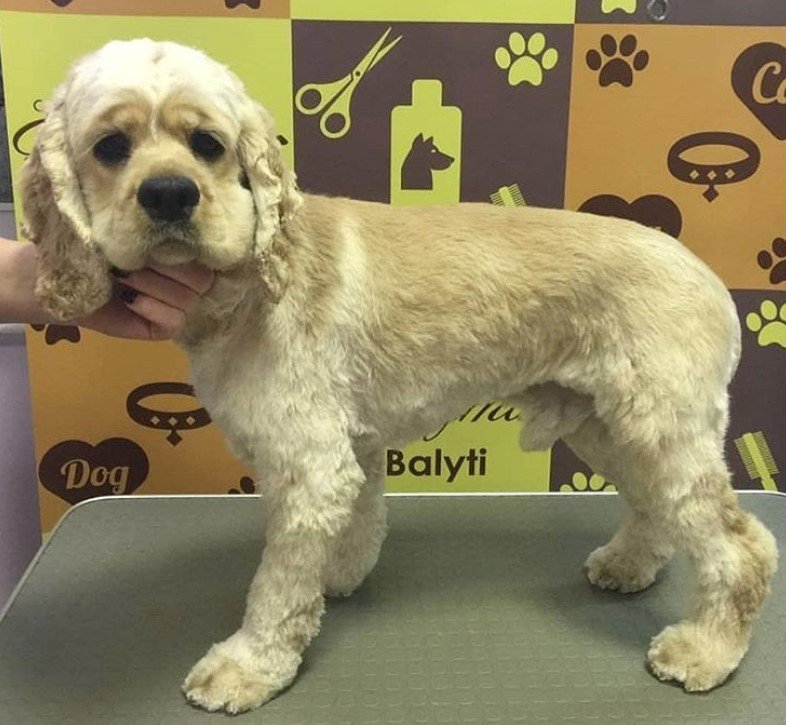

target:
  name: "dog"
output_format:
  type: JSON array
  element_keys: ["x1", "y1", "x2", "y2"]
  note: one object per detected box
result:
[
  {"x1": 20, "y1": 39, "x2": 777, "y2": 714},
  {"x1": 400, "y1": 132, "x2": 454, "y2": 190}
]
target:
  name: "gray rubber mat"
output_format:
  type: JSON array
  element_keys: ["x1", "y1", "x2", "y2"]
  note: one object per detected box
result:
[{"x1": 1, "y1": 492, "x2": 785, "y2": 724}]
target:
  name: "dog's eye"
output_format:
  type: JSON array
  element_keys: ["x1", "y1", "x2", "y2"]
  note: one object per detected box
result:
[
  {"x1": 190, "y1": 131, "x2": 225, "y2": 161},
  {"x1": 93, "y1": 133, "x2": 131, "y2": 166}
]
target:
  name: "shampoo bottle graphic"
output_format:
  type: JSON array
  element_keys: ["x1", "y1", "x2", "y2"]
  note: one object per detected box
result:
[{"x1": 390, "y1": 79, "x2": 462, "y2": 206}]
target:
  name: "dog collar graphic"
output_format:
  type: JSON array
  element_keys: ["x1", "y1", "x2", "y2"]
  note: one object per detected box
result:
[
  {"x1": 127, "y1": 382, "x2": 211, "y2": 445},
  {"x1": 668, "y1": 132, "x2": 760, "y2": 202}
]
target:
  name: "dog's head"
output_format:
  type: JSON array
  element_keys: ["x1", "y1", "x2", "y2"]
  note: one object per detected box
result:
[
  {"x1": 408, "y1": 133, "x2": 454, "y2": 170},
  {"x1": 21, "y1": 38, "x2": 301, "y2": 321}
]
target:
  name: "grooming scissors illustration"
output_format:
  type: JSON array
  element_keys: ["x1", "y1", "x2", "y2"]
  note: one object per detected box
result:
[{"x1": 295, "y1": 26, "x2": 402, "y2": 139}]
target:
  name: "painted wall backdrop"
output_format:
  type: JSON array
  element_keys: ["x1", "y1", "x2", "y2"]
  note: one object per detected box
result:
[{"x1": 0, "y1": 0, "x2": 784, "y2": 531}]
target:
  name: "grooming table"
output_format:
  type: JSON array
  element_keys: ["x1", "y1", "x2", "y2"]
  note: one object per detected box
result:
[{"x1": 1, "y1": 493, "x2": 785, "y2": 724}]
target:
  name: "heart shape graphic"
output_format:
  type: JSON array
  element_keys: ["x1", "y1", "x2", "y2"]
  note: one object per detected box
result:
[
  {"x1": 225, "y1": 0, "x2": 261, "y2": 8},
  {"x1": 578, "y1": 194, "x2": 682, "y2": 238},
  {"x1": 732, "y1": 42, "x2": 786, "y2": 140},
  {"x1": 39, "y1": 438, "x2": 149, "y2": 504}
]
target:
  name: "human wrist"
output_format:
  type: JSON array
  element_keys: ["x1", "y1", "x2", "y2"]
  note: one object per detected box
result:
[{"x1": 0, "y1": 239, "x2": 52, "y2": 325}]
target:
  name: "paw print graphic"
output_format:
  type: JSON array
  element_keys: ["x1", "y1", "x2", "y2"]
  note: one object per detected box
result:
[
  {"x1": 560, "y1": 472, "x2": 617, "y2": 492},
  {"x1": 758, "y1": 237, "x2": 786, "y2": 285},
  {"x1": 746, "y1": 300, "x2": 786, "y2": 348},
  {"x1": 601, "y1": 0, "x2": 637, "y2": 13},
  {"x1": 586, "y1": 34, "x2": 649, "y2": 87},
  {"x1": 225, "y1": 0, "x2": 261, "y2": 8},
  {"x1": 228, "y1": 476, "x2": 257, "y2": 495},
  {"x1": 30, "y1": 323, "x2": 80, "y2": 345},
  {"x1": 495, "y1": 32, "x2": 559, "y2": 87}
]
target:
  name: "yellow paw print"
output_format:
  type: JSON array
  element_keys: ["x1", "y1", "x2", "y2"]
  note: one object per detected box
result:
[
  {"x1": 494, "y1": 32, "x2": 559, "y2": 87},
  {"x1": 560, "y1": 472, "x2": 617, "y2": 492},
  {"x1": 746, "y1": 300, "x2": 786, "y2": 348}
]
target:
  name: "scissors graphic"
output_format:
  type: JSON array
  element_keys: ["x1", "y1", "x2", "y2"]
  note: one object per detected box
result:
[{"x1": 295, "y1": 27, "x2": 402, "y2": 139}]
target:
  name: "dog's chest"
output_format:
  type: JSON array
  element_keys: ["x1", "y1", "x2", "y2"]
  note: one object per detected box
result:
[{"x1": 186, "y1": 337, "x2": 281, "y2": 447}]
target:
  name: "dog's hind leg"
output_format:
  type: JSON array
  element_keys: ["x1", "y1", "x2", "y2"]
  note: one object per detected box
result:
[
  {"x1": 640, "y1": 440, "x2": 777, "y2": 691},
  {"x1": 564, "y1": 418, "x2": 676, "y2": 593},
  {"x1": 515, "y1": 385, "x2": 672, "y2": 592},
  {"x1": 569, "y1": 408, "x2": 777, "y2": 691},
  {"x1": 322, "y1": 445, "x2": 387, "y2": 597}
]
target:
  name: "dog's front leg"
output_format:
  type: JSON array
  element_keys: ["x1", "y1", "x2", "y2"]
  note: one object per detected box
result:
[{"x1": 183, "y1": 439, "x2": 365, "y2": 714}]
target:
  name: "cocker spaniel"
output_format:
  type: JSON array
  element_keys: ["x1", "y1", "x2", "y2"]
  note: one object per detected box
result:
[{"x1": 21, "y1": 39, "x2": 778, "y2": 713}]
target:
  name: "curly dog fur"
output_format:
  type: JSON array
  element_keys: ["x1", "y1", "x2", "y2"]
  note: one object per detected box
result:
[{"x1": 21, "y1": 39, "x2": 778, "y2": 714}]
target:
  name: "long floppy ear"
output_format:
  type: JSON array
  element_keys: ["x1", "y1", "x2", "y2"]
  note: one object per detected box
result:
[
  {"x1": 236, "y1": 100, "x2": 303, "y2": 302},
  {"x1": 20, "y1": 89, "x2": 112, "y2": 321}
]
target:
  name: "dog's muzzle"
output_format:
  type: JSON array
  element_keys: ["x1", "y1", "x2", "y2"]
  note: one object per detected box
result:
[{"x1": 137, "y1": 175, "x2": 200, "y2": 223}]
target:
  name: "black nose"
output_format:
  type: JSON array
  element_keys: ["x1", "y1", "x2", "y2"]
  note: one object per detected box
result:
[{"x1": 137, "y1": 175, "x2": 200, "y2": 222}]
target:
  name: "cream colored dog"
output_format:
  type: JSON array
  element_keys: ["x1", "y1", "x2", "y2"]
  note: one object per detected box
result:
[{"x1": 21, "y1": 39, "x2": 778, "y2": 714}]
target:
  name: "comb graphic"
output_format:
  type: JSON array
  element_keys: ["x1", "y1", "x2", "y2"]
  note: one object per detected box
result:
[
  {"x1": 735, "y1": 431, "x2": 779, "y2": 491},
  {"x1": 490, "y1": 183, "x2": 526, "y2": 207}
]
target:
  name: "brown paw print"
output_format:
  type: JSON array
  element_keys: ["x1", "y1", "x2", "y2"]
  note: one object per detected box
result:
[
  {"x1": 586, "y1": 34, "x2": 649, "y2": 87},
  {"x1": 758, "y1": 237, "x2": 786, "y2": 285},
  {"x1": 30, "y1": 324, "x2": 80, "y2": 345},
  {"x1": 225, "y1": 0, "x2": 261, "y2": 8},
  {"x1": 229, "y1": 476, "x2": 257, "y2": 494}
]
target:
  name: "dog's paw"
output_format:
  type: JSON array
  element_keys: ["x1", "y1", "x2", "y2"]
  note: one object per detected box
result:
[
  {"x1": 182, "y1": 633, "x2": 297, "y2": 714},
  {"x1": 584, "y1": 544, "x2": 657, "y2": 593},
  {"x1": 647, "y1": 621, "x2": 747, "y2": 692}
]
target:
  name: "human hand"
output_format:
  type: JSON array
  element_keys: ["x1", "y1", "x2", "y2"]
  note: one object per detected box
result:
[{"x1": 78, "y1": 262, "x2": 215, "y2": 341}]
